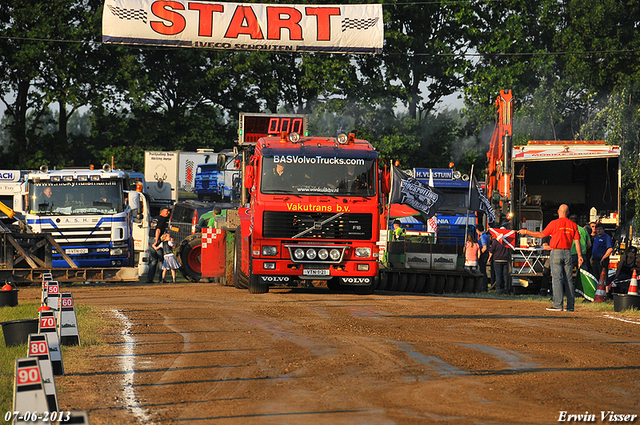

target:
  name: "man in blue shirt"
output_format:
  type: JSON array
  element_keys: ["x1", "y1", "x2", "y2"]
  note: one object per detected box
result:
[
  {"x1": 476, "y1": 224, "x2": 491, "y2": 290},
  {"x1": 590, "y1": 222, "x2": 613, "y2": 281}
]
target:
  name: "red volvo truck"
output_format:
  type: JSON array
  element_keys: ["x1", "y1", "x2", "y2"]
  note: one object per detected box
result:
[{"x1": 235, "y1": 121, "x2": 387, "y2": 294}]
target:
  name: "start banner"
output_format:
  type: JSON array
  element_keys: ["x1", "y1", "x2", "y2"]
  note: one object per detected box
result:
[{"x1": 102, "y1": 1, "x2": 383, "y2": 54}]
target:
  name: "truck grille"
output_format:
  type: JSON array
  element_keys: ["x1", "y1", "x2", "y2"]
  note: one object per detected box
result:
[{"x1": 263, "y1": 211, "x2": 372, "y2": 240}]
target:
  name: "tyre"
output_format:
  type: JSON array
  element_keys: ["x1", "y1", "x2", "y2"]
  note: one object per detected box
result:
[
  {"x1": 378, "y1": 272, "x2": 388, "y2": 291},
  {"x1": 327, "y1": 277, "x2": 341, "y2": 291},
  {"x1": 407, "y1": 274, "x2": 418, "y2": 293},
  {"x1": 463, "y1": 276, "x2": 475, "y2": 293},
  {"x1": 233, "y1": 233, "x2": 248, "y2": 289},
  {"x1": 353, "y1": 277, "x2": 375, "y2": 295},
  {"x1": 248, "y1": 253, "x2": 269, "y2": 294},
  {"x1": 389, "y1": 273, "x2": 400, "y2": 291},
  {"x1": 415, "y1": 274, "x2": 427, "y2": 293},
  {"x1": 474, "y1": 276, "x2": 485, "y2": 293},
  {"x1": 425, "y1": 275, "x2": 436, "y2": 293},
  {"x1": 454, "y1": 276, "x2": 464, "y2": 293},
  {"x1": 177, "y1": 234, "x2": 203, "y2": 282},
  {"x1": 398, "y1": 273, "x2": 409, "y2": 291},
  {"x1": 434, "y1": 275, "x2": 446, "y2": 294},
  {"x1": 444, "y1": 275, "x2": 455, "y2": 293}
]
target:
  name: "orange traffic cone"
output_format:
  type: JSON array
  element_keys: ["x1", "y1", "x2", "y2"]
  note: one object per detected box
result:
[
  {"x1": 628, "y1": 270, "x2": 638, "y2": 296},
  {"x1": 594, "y1": 269, "x2": 607, "y2": 302}
]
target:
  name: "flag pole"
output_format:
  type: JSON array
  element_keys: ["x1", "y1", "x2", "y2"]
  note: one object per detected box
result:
[{"x1": 465, "y1": 164, "x2": 475, "y2": 240}]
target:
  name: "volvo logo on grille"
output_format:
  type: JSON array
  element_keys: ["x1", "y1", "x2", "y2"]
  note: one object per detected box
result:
[
  {"x1": 341, "y1": 277, "x2": 370, "y2": 284},
  {"x1": 260, "y1": 276, "x2": 291, "y2": 283}
]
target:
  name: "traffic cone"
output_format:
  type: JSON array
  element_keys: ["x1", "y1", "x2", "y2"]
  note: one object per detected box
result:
[
  {"x1": 628, "y1": 270, "x2": 638, "y2": 295},
  {"x1": 594, "y1": 269, "x2": 607, "y2": 302}
]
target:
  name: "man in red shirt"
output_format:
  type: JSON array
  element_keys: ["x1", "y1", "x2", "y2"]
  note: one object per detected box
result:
[{"x1": 519, "y1": 204, "x2": 583, "y2": 312}]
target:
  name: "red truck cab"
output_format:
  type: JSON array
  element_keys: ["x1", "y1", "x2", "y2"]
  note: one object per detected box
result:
[{"x1": 239, "y1": 132, "x2": 384, "y2": 294}]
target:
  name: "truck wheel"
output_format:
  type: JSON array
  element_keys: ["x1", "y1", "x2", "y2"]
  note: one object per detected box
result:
[
  {"x1": 178, "y1": 234, "x2": 204, "y2": 282},
  {"x1": 398, "y1": 273, "x2": 409, "y2": 291},
  {"x1": 353, "y1": 277, "x2": 375, "y2": 295},
  {"x1": 415, "y1": 274, "x2": 426, "y2": 292},
  {"x1": 248, "y1": 254, "x2": 269, "y2": 294},
  {"x1": 233, "y1": 234, "x2": 248, "y2": 289},
  {"x1": 378, "y1": 273, "x2": 388, "y2": 291},
  {"x1": 425, "y1": 275, "x2": 436, "y2": 293},
  {"x1": 444, "y1": 275, "x2": 456, "y2": 293},
  {"x1": 454, "y1": 276, "x2": 464, "y2": 293},
  {"x1": 434, "y1": 275, "x2": 446, "y2": 294},
  {"x1": 327, "y1": 278, "x2": 341, "y2": 291}
]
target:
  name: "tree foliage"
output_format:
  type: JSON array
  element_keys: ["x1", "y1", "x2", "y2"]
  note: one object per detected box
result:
[{"x1": 0, "y1": 0, "x2": 638, "y2": 202}]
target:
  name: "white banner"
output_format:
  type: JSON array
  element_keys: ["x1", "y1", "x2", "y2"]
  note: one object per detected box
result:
[{"x1": 102, "y1": 1, "x2": 383, "y2": 54}]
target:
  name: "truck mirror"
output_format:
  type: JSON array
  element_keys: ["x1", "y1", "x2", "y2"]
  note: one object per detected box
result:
[
  {"x1": 129, "y1": 192, "x2": 142, "y2": 223},
  {"x1": 217, "y1": 154, "x2": 226, "y2": 172},
  {"x1": 244, "y1": 166, "x2": 254, "y2": 189},
  {"x1": 380, "y1": 169, "x2": 391, "y2": 194}
]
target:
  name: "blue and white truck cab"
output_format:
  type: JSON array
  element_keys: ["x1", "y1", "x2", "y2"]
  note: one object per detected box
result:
[{"x1": 24, "y1": 164, "x2": 149, "y2": 272}]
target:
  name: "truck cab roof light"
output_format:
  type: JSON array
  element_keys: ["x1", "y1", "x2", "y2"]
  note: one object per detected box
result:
[
  {"x1": 39, "y1": 165, "x2": 48, "y2": 173},
  {"x1": 77, "y1": 175, "x2": 88, "y2": 182},
  {"x1": 348, "y1": 133, "x2": 355, "y2": 144},
  {"x1": 288, "y1": 132, "x2": 300, "y2": 143},
  {"x1": 337, "y1": 134, "x2": 348, "y2": 144},
  {"x1": 51, "y1": 176, "x2": 61, "y2": 182},
  {"x1": 102, "y1": 164, "x2": 112, "y2": 172},
  {"x1": 90, "y1": 175, "x2": 100, "y2": 181},
  {"x1": 63, "y1": 176, "x2": 73, "y2": 182}
]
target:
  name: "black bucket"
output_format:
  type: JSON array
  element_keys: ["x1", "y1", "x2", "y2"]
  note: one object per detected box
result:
[
  {"x1": 0, "y1": 290, "x2": 18, "y2": 307},
  {"x1": 1, "y1": 318, "x2": 38, "y2": 347},
  {"x1": 613, "y1": 294, "x2": 640, "y2": 312}
]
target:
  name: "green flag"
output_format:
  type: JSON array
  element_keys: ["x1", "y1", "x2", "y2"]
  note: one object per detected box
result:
[{"x1": 576, "y1": 269, "x2": 597, "y2": 302}]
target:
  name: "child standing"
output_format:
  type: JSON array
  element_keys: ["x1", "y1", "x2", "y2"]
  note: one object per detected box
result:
[{"x1": 154, "y1": 233, "x2": 180, "y2": 283}]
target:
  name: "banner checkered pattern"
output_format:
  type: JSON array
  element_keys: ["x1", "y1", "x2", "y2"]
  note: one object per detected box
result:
[
  {"x1": 107, "y1": 5, "x2": 147, "y2": 24},
  {"x1": 341, "y1": 17, "x2": 379, "y2": 32},
  {"x1": 201, "y1": 228, "x2": 223, "y2": 248}
]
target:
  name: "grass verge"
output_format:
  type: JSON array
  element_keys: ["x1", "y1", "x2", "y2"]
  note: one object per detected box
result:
[{"x1": 0, "y1": 302, "x2": 111, "y2": 415}]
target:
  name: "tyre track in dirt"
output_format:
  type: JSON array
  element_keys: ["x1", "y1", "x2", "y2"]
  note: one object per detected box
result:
[{"x1": 47, "y1": 283, "x2": 640, "y2": 425}]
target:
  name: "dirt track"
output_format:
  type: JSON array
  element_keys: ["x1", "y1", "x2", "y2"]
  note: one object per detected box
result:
[{"x1": 39, "y1": 283, "x2": 640, "y2": 424}]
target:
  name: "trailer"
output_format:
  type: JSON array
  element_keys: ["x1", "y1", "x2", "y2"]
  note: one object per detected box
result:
[{"x1": 486, "y1": 90, "x2": 622, "y2": 293}]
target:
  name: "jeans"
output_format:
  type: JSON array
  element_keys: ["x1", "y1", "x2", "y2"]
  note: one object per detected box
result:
[
  {"x1": 146, "y1": 244, "x2": 162, "y2": 282},
  {"x1": 478, "y1": 251, "x2": 489, "y2": 289},
  {"x1": 550, "y1": 249, "x2": 574, "y2": 310},
  {"x1": 494, "y1": 260, "x2": 510, "y2": 293}
]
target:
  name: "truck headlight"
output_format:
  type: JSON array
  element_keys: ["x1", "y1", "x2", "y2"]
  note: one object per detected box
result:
[
  {"x1": 355, "y1": 247, "x2": 371, "y2": 258},
  {"x1": 306, "y1": 248, "x2": 317, "y2": 260},
  {"x1": 330, "y1": 249, "x2": 341, "y2": 260},
  {"x1": 110, "y1": 248, "x2": 127, "y2": 256},
  {"x1": 262, "y1": 246, "x2": 277, "y2": 256},
  {"x1": 318, "y1": 249, "x2": 329, "y2": 260},
  {"x1": 294, "y1": 248, "x2": 305, "y2": 260}
]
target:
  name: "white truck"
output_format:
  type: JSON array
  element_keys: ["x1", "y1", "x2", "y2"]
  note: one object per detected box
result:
[
  {"x1": 508, "y1": 142, "x2": 621, "y2": 292},
  {"x1": 0, "y1": 165, "x2": 152, "y2": 283},
  {"x1": 144, "y1": 149, "x2": 218, "y2": 210},
  {"x1": 0, "y1": 170, "x2": 26, "y2": 226}
]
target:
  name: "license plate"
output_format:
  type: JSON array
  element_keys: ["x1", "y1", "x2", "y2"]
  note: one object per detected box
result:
[
  {"x1": 65, "y1": 248, "x2": 88, "y2": 255},
  {"x1": 302, "y1": 269, "x2": 330, "y2": 276}
]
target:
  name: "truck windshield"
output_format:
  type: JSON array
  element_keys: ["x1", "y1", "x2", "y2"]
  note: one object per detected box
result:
[
  {"x1": 28, "y1": 180, "x2": 124, "y2": 215},
  {"x1": 261, "y1": 156, "x2": 376, "y2": 197}
]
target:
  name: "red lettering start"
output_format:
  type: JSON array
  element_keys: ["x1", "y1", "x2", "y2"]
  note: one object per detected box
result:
[
  {"x1": 151, "y1": 1, "x2": 186, "y2": 35},
  {"x1": 149, "y1": 1, "x2": 341, "y2": 41}
]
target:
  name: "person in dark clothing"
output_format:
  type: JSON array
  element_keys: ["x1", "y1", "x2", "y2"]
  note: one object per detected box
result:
[
  {"x1": 476, "y1": 224, "x2": 491, "y2": 290},
  {"x1": 609, "y1": 246, "x2": 640, "y2": 294},
  {"x1": 590, "y1": 222, "x2": 613, "y2": 282},
  {"x1": 146, "y1": 207, "x2": 170, "y2": 283},
  {"x1": 488, "y1": 232, "x2": 511, "y2": 295}
]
